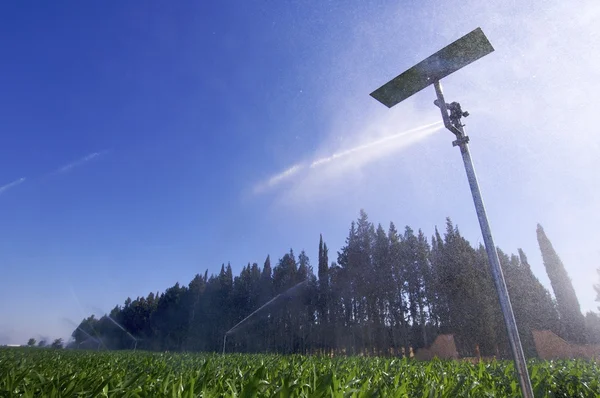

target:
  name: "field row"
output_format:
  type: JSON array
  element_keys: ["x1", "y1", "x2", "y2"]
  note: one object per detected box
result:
[{"x1": 1, "y1": 348, "x2": 599, "y2": 397}]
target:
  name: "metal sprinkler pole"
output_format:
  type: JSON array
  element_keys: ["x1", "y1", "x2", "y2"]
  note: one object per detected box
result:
[{"x1": 433, "y1": 80, "x2": 534, "y2": 398}]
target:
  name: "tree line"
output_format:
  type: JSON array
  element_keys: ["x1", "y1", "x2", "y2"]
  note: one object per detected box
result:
[
  {"x1": 69, "y1": 210, "x2": 599, "y2": 357},
  {"x1": 25, "y1": 338, "x2": 64, "y2": 349}
]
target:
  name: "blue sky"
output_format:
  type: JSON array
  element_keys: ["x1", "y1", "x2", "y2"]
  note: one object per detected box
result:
[{"x1": 1, "y1": 0, "x2": 599, "y2": 345}]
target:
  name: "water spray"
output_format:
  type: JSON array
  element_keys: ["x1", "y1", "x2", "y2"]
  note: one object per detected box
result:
[
  {"x1": 222, "y1": 279, "x2": 309, "y2": 354},
  {"x1": 106, "y1": 315, "x2": 140, "y2": 350},
  {"x1": 310, "y1": 121, "x2": 442, "y2": 168},
  {"x1": 92, "y1": 307, "x2": 141, "y2": 351},
  {"x1": 63, "y1": 317, "x2": 105, "y2": 350},
  {"x1": 255, "y1": 121, "x2": 443, "y2": 193}
]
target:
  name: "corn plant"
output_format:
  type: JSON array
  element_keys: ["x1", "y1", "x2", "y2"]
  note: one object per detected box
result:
[{"x1": 1, "y1": 347, "x2": 598, "y2": 397}]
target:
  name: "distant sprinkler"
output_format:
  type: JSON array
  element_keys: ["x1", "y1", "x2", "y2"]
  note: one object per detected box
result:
[
  {"x1": 106, "y1": 315, "x2": 140, "y2": 350},
  {"x1": 92, "y1": 309, "x2": 140, "y2": 351},
  {"x1": 222, "y1": 279, "x2": 309, "y2": 354},
  {"x1": 63, "y1": 317, "x2": 104, "y2": 350}
]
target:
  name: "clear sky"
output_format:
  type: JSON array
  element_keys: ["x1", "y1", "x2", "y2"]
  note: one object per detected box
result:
[{"x1": 1, "y1": 0, "x2": 598, "y2": 345}]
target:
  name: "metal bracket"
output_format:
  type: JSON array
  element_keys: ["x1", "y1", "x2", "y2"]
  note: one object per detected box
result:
[
  {"x1": 452, "y1": 135, "x2": 470, "y2": 147},
  {"x1": 433, "y1": 81, "x2": 472, "y2": 148}
]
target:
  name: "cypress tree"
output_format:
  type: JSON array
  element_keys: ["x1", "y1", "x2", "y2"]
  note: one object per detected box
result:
[
  {"x1": 259, "y1": 255, "x2": 273, "y2": 305},
  {"x1": 536, "y1": 224, "x2": 586, "y2": 343},
  {"x1": 317, "y1": 235, "x2": 330, "y2": 351},
  {"x1": 372, "y1": 223, "x2": 390, "y2": 354},
  {"x1": 595, "y1": 268, "x2": 600, "y2": 311},
  {"x1": 496, "y1": 249, "x2": 559, "y2": 357},
  {"x1": 318, "y1": 235, "x2": 329, "y2": 287}
]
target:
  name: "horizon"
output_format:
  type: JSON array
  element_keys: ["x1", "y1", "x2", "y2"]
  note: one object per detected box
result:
[
  {"x1": 3, "y1": 215, "x2": 592, "y2": 345},
  {"x1": 1, "y1": 0, "x2": 599, "y2": 345}
]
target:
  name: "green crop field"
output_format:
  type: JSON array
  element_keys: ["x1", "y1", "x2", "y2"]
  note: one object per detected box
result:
[{"x1": 1, "y1": 348, "x2": 599, "y2": 397}]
